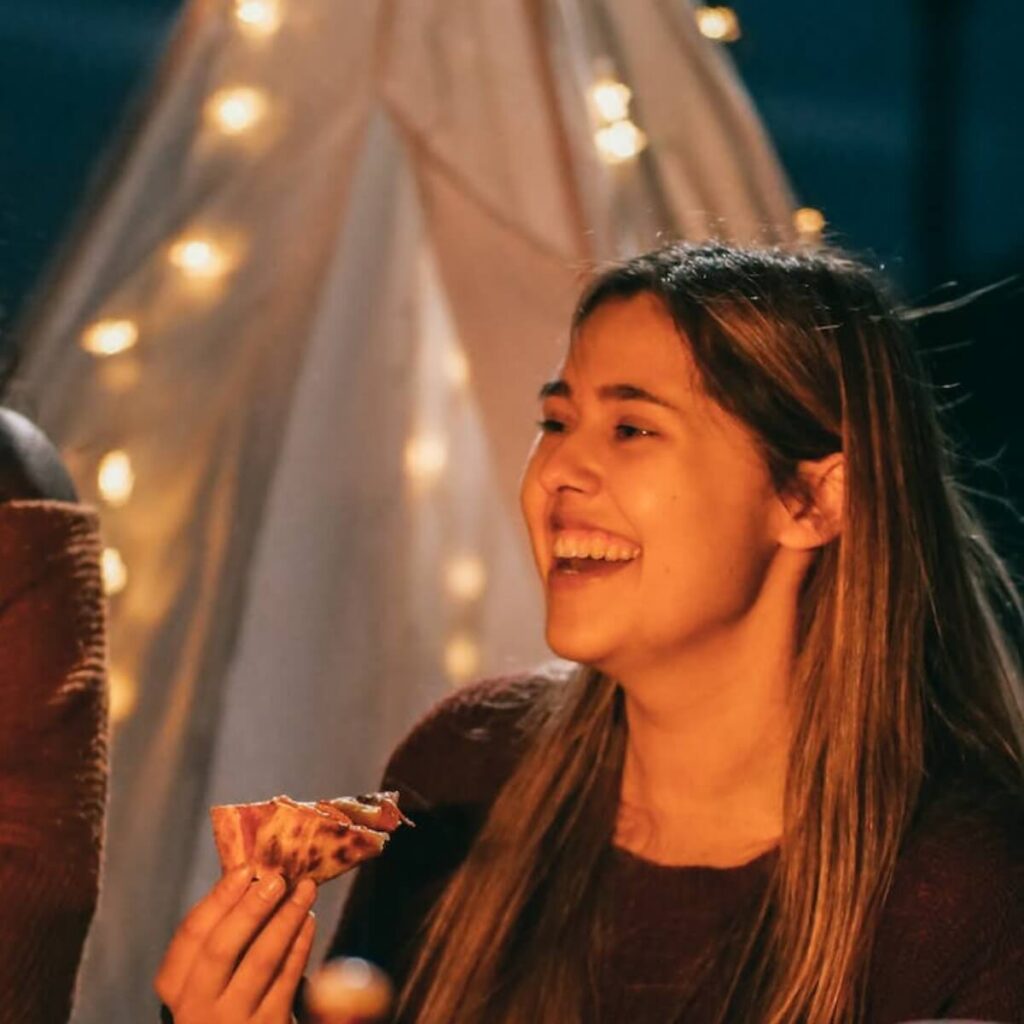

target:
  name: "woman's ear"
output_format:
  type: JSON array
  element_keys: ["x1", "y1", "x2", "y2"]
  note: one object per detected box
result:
[{"x1": 776, "y1": 452, "x2": 844, "y2": 551}]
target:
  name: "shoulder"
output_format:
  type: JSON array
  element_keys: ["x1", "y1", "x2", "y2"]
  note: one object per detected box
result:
[
  {"x1": 871, "y1": 779, "x2": 1024, "y2": 1011},
  {"x1": 380, "y1": 663, "x2": 574, "y2": 813},
  {"x1": 894, "y1": 780, "x2": 1024, "y2": 909}
]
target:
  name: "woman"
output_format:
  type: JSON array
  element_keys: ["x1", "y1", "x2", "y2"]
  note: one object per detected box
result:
[{"x1": 157, "y1": 242, "x2": 1024, "y2": 1023}]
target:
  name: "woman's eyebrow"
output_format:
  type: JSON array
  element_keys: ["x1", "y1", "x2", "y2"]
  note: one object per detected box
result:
[{"x1": 538, "y1": 379, "x2": 680, "y2": 412}]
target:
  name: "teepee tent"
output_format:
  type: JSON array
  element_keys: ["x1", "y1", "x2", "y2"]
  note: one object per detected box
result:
[{"x1": 10, "y1": 1, "x2": 797, "y2": 1019}]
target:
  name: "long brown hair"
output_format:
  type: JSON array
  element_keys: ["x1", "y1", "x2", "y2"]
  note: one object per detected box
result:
[{"x1": 396, "y1": 242, "x2": 1024, "y2": 1023}]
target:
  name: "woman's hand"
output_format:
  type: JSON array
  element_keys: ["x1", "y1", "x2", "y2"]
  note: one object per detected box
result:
[{"x1": 155, "y1": 866, "x2": 318, "y2": 1024}]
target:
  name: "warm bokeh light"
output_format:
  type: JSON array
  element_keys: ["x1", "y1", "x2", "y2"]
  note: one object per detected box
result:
[
  {"x1": 205, "y1": 86, "x2": 269, "y2": 135},
  {"x1": 444, "y1": 555, "x2": 487, "y2": 602},
  {"x1": 404, "y1": 433, "x2": 448, "y2": 483},
  {"x1": 444, "y1": 633, "x2": 481, "y2": 685},
  {"x1": 445, "y1": 345, "x2": 470, "y2": 388},
  {"x1": 81, "y1": 318, "x2": 138, "y2": 357},
  {"x1": 589, "y1": 78, "x2": 632, "y2": 124},
  {"x1": 168, "y1": 235, "x2": 232, "y2": 280},
  {"x1": 109, "y1": 668, "x2": 138, "y2": 724},
  {"x1": 98, "y1": 356, "x2": 142, "y2": 395},
  {"x1": 695, "y1": 6, "x2": 741, "y2": 43},
  {"x1": 234, "y1": 0, "x2": 282, "y2": 37},
  {"x1": 98, "y1": 450, "x2": 135, "y2": 507},
  {"x1": 794, "y1": 206, "x2": 826, "y2": 238},
  {"x1": 594, "y1": 120, "x2": 648, "y2": 164},
  {"x1": 102, "y1": 547, "x2": 128, "y2": 596},
  {"x1": 307, "y1": 958, "x2": 393, "y2": 1021}
]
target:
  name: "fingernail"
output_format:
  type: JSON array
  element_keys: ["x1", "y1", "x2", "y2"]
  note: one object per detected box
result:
[{"x1": 257, "y1": 874, "x2": 285, "y2": 900}]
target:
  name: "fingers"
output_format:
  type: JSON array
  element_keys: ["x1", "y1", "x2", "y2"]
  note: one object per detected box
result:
[
  {"x1": 227, "y1": 877, "x2": 318, "y2": 1014},
  {"x1": 154, "y1": 865, "x2": 251, "y2": 1005},
  {"x1": 184, "y1": 872, "x2": 292, "y2": 1004},
  {"x1": 256, "y1": 908, "x2": 317, "y2": 1020}
]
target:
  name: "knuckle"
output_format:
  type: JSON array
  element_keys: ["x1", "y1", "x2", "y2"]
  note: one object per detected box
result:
[
  {"x1": 179, "y1": 915, "x2": 206, "y2": 943},
  {"x1": 202, "y1": 934, "x2": 239, "y2": 966}
]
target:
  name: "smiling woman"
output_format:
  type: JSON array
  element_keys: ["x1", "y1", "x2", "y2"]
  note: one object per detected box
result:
[
  {"x1": 316, "y1": 241, "x2": 1024, "y2": 1024},
  {"x1": 158, "y1": 241, "x2": 1024, "y2": 1024}
]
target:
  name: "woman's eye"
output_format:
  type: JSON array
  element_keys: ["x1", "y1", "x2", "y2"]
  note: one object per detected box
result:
[
  {"x1": 537, "y1": 418, "x2": 565, "y2": 433},
  {"x1": 615, "y1": 423, "x2": 655, "y2": 440}
]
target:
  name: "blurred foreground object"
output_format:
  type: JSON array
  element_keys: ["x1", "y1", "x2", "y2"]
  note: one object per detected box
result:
[
  {"x1": 0, "y1": 414, "x2": 108, "y2": 1024},
  {"x1": 306, "y1": 957, "x2": 393, "y2": 1023}
]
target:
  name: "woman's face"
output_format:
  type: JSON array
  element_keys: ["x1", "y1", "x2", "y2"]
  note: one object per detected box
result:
[{"x1": 519, "y1": 292, "x2": 786, "y2": 679}]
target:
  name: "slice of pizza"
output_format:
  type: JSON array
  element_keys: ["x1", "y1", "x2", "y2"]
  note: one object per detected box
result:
[{"x1": 210, "y1": 791, "x2": 411, "y2": 888}]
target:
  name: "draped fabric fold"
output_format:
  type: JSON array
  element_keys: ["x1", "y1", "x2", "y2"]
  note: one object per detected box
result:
[{"x1": 9, "y1": 2, "x2": 794, "y2": 1018}]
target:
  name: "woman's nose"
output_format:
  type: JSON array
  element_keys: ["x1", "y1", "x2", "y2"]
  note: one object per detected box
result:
[{"x1": 536, "y1": 433, "x2": 600, "y2": 495}]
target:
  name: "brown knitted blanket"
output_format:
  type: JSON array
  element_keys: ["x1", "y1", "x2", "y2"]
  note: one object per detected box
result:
[{"x1": 0, "y1": 501, "x2": 108, "y2": 1024}]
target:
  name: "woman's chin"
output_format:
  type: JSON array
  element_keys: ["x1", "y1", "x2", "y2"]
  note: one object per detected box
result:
[{"x1": 545, "y1": 622, "x2": 619, "y2": 669}]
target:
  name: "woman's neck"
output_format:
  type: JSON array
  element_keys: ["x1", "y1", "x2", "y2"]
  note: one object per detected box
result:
[{"x1": 612, "y1": 609, "x2": 796, "y2": 867}]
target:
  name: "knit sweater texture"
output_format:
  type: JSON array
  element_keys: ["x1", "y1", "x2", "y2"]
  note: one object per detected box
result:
[
  {"x1": 0, "y1": 501, "x2": 108, "y2": 1024},
  {"x1": 326, "y1": 673, "x2": 1024, "y2": 1023}
]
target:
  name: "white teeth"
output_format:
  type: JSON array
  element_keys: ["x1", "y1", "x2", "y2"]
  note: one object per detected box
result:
[{"x1": 552, "y1": 534, "x2": 640, "y2": 562}]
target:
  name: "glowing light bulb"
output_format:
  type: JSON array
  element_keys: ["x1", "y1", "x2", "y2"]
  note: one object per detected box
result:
[
  {"x1": 206, "y1": 86, "x2": 269, "y2": 135},
  {"x1": 109, "y1": 668, "x2": 138, "y2": 723},
  {"x1": 168, "y1": 236, "x2": 232, "y2": 280},
  {"x1": 404, "y1": 433, "x2": 448, "y2": 483},
  {"x1": 445, "y1": 555, "x2": 487, "y2": 602},
  {"x1": 444, "y1": 633, "x2": 480, "y2": 685},
  {"x1": 794, "y1": 206, "x2": 826, "y2": 236},
  {"x1": 794, "y1": 207, "x2": 826, "y2": 239},
  {"x1": 102, "y1": 547, "x2": 128, "y2": 596},
  {"x1": 695, "y1": 7, "x2": 741, "y2": 43},
  {"x1": 594, "y1": 120, "x2": 647, "y2": 164},
  {"x1": 98, "y1": 450, "x2": 135, "y2": 507},
  {"x1": 589, "y1": 78, "x2": 632, "y2": 124},
  {"x1": 81, "y1": 318, "x2": 138, "y2": 357},
  {"x1": 445, "y1": 346, "x2": 469, "y2": 388},
  {"x1": 234, "y1": 0, "x2": 282, "y2": 37}
]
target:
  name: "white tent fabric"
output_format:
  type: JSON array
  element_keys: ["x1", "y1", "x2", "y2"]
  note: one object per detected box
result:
[{"x1": 9, "y1": 1, "x2": 795, "y2": 1020}]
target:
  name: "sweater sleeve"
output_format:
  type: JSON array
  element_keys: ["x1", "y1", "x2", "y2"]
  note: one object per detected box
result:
[{"x1": 0, "y1": 501, "x2": 108, "y2": 1024}]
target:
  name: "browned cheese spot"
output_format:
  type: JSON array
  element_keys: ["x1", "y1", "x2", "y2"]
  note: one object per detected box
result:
[{"x1": 265, "y1": 834, "x2": 283, "y2": 867}]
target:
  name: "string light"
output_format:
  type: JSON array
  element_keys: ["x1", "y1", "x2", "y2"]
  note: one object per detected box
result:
[
  {"x1": 794, "y1": 206, "x2": 826, "y2": 239},
  {"x1": 695, "y1": 7, "x2": 741, "y2": 43},
  {"x1": 102, "y1": 547, "x2": 128, "y2": 596},
  {"x1": 234, "y1": 0, "x2": 282, "y2": 37},
  {"x1": 445, "y1": 346, "x2": 470, "y2": 388},
  {"x1": 444, "y1": 555, "x2": 487, "y2": 602},
  {"x1": 404, "y1": 433, "x2": 448, "y2": 484},
  {"x1": 98, "y1": 356, "x2": 142, "y2": 395},
  {"x1": 109, "y1": 668, "x2": 138, "y2": 724},
  {"x1": 81, "y1": 318, "x2": 138, "y2": 357},
  {"x1": 594, "y1": 120, "x2": 647, "y2": 164},
  {"x1": 444, "y1": 633, "x2": 480, "y2": 685},
  {"x1": 205, "y1": 86, "x2": 269, "y2": 136},
  {"x1": 168, "y1": 235, "x2": 233, "y2": 280},
  {"x1": 98, "y1": 450, "x2": 135, "y2": 507},
  {"x1": 589, "y1": 78, "x2": 632, "y2": 125}
]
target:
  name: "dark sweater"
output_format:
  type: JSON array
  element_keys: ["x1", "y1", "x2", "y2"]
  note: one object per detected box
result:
[
  {"x1": 0, "y1": 500, "x2": 107, "y2": 1024},
  {"x1": 326, "y1": 673, "x2": 1024, "y2": 1023}
]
